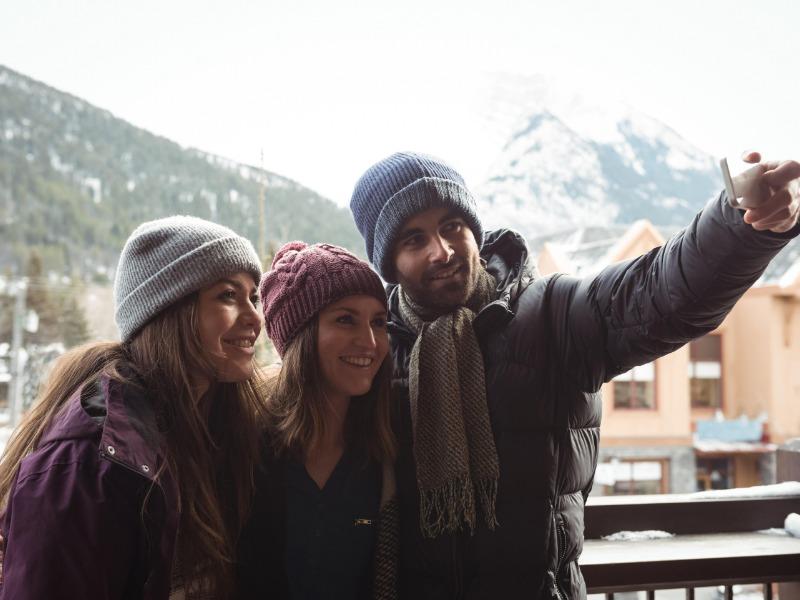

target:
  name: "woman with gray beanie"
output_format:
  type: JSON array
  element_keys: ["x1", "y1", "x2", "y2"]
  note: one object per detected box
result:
[
  {"x1": 0, "y1": 216, "x2": 266, "y2": 600},
  {"x1": 236, "y1": 241, "x2": 397, "y2": 600}
]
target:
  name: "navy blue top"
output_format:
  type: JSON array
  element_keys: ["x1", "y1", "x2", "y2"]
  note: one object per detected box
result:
[{"x1": 285, "y1": 449, "x2": 381, "y2": 600}]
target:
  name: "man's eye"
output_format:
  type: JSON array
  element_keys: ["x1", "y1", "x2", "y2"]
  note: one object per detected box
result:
[
  {"x1": 250, "y1": 295, "x2": 260, "y2": 306},
  {"x1": 403, "y1": 235, "x2": 423, "y2": 247},
  {"x1": 442, "y1": 221, "x2": 462, "y2": 234},
  {"x1": 372, "y1": 318, "x2": 387, "y2": 328},
  {"x1": 336, "y1": 315, "x2": 355, "y2": 324}
]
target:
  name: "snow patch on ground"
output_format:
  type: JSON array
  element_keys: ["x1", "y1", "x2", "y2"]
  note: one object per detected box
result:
[
  {"x1": 785, "y1": 512, "x2": 800, "y2": 537},
  {"x1": 602, "y1": 530, "x2": 674, "y2": 542},
  {"x1": 757, "y1": 528, "x2": 789, "y2": 536},
  {"x1": 690, "y1": 481, "x2": 800, "y2": 499}
]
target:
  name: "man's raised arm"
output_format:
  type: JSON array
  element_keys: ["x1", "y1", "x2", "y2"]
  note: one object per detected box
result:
[{"x1": 551, "y1": 153, "x2": 800, "y2": 392}]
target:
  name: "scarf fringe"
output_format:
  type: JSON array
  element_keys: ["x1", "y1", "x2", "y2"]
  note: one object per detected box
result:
[
  {"x1": 419, "y1": 475, "x2": 476, "y2": 538},
  {"x1": 475, "y1": 477, "x2": 499, "y2": 531},
  {"x1": 419, "y1": 476, "x2": 500, "y2": 537}
]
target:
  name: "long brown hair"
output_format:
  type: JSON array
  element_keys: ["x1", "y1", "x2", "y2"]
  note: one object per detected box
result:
[
  {"x1": 265, "y1": 318, "x2": 395, "y2": 464},
  {"x1": 0, "y1": 293, "x2": 265, "y2": 599}
]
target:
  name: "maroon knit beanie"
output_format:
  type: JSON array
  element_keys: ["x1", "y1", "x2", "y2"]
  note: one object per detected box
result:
[{"x1": 260, "y1": 241, "x2": 387, "y2": 357}]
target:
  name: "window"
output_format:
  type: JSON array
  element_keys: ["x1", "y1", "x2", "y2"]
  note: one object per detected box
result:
[
  {"x1": 689, "y1": 335, "x2": 722, "y2": 409},
  {"x1": 613, "y1": 362, "x2": 655, "y2": 409},
  {"x1": 595, "y1": 459, "x2": 668, "y2": 495},
  {"x1": 696, "y1": 457, "x2": 732, "y2": 491}
]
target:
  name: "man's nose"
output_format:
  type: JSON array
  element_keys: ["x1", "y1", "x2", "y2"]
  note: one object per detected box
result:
[{"x1": 429, "y1": 235, "x2": 454, "y2": 263}]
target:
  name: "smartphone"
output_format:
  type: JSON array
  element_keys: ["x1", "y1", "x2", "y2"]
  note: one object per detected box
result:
[{"x1": 719, "y1": 158, "x2": 742, "y2": 209}]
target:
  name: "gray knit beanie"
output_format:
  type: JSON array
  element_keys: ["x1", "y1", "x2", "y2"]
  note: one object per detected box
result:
[
  {"x1": 349, "y1": 151, "x2": 484, "y2": 282},
  {"x1": 113, "y1": 215, "x2": 262, "y2": 342}
]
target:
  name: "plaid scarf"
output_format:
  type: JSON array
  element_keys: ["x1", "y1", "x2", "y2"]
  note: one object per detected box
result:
[{"x1": 397, "y1": 267, "x2": 500, "y2": 538}]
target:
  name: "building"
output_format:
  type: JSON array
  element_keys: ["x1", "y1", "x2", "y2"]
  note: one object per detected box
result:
[{"x1": 534, "y1": 221, "x2": 800, "y2": 495}]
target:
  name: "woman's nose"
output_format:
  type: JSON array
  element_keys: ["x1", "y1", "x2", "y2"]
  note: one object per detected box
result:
[
  {"x1": 354, "y1": 323, "x2": 378, "y2": 349},
  {"x1": 243, "y1": 299, "x2": 263, "y2": 329}
]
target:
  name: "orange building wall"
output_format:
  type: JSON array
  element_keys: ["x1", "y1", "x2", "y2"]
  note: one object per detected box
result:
[
  {"x1": 772, "y1": 296, "x2": 800, "y2": 442},
  {"x1": 719, "y1": 290, "x2": 800, "y2": 443},
  {"x1": 601, "y1": 347, "x2": 693, "y2": 444},
  {"x1": 536, "y1": 223, "x2": 800, "y2": 448},
  {"x1": 720, "y1": 293, "x2": 774, "y2": 419}
]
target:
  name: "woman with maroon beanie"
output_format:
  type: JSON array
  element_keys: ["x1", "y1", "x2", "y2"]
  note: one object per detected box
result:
[{"x1": 235, "y1": 242, "x2": 397, "y2": 600}]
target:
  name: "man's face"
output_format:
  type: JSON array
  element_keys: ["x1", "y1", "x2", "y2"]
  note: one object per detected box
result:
[{"x1": 391, "y1": 206, "x2": 482, "y2": 310}]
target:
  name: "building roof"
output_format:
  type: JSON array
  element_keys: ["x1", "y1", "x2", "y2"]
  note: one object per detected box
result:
[
  {"x1": 529, "y1": 224, "x2": 631, "y2": 276},
  {"x1": 530, "y1": 221, "x2": 800, "y2": 287},
  {"x1": 693, "y1": 440, "x2": 777, "y2": 455},
  {"x1": 757, "y1": 236, "x2": 800, "y2": 287}
]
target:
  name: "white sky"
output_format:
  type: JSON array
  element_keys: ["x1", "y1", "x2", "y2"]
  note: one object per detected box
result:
[{"x1": 1, "y1": 0, "x2": 798, "y2": 204}]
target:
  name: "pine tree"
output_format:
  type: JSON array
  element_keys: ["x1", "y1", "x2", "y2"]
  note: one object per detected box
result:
[
  {"x1": 24, "y1": 251, "x2": 89, "y2": 349},
  {"x1": 25, "y1": 252, "x2": 60, "y2": 344},
  {"x1": 59, "y1": 288, "x2": 90, "y2": 348}
]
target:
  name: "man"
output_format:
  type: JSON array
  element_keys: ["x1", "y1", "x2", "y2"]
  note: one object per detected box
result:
[{"x1": 349, "y1": 151, "x2": 800, "y2": 599}]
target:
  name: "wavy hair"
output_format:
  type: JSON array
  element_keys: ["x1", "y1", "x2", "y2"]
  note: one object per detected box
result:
[
  {"x1": 0, "y1": 293, "x2": 265, "y2": 599},
  {"x1": 264, "y1": 318, "x2": 395, "y2": 464}
]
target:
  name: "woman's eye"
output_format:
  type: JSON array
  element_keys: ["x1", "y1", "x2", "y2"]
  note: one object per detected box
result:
[
  {"x1": 336, "y1": 315, "x2": 354, "y2": 324},
  {"x1": 219, "y1": 289, "x2": 236, "y2": 301},
  {"x1": 372, "y1": 318, "x2": 387, "y2": 328},
  {"x1": 250, "y1": 295, "x2": 260, "y2": 306}
]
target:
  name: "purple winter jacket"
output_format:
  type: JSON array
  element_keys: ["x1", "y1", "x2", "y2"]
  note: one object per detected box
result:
[{"x1": 0, "y1": 374, "x2": 179, "y2": 600}]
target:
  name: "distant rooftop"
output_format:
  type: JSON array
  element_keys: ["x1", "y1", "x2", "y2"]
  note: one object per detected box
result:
[
  {"x1": 757, "y1": 236, "x2": 800, "y2": 286},
  {"x1": 529, "y1": 224, "x2": 631, "y2": 277},
  {"x1": 529, "y1": 221, "x2": 800, "y2": 286}
]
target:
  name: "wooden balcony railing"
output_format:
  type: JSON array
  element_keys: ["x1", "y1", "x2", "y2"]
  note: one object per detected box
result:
[{"x1": 581, "y1": 439, "x2": 800, "y2": 599}]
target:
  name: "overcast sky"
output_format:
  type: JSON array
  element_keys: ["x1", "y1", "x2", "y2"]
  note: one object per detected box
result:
[{"x1": 1, "y1": 0, "x2": 797, "y2": 203}]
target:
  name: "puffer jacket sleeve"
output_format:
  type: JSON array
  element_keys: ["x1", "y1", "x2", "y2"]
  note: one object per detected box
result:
[
  {"x1": 549, "y1": 191, "x2": 798, "y2": 392},
  {"x1": 0, "y1": 452, "x2": 145, "y2": 600}
]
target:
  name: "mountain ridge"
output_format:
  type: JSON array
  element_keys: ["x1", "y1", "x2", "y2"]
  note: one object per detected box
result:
[
  {"x1": 475, "y1": 73, "x2": 723, "y2": 239},
  {"x1": 0, "y1": 64, "x2": 363, "y2": 279}
]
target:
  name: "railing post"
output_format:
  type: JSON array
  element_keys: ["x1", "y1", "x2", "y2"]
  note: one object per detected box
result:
[{"x1": 777, "y1": 438, "x2": 800, "y2": 599}]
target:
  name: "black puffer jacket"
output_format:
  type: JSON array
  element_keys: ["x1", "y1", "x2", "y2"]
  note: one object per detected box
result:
[{"x1": 387, "y1": 193, "x2": 797, "y2": 599}]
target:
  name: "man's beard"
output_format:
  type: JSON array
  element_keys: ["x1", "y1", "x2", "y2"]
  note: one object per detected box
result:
[{"x1": 402, "y1": 253, "x2": 482, "y2": 312}]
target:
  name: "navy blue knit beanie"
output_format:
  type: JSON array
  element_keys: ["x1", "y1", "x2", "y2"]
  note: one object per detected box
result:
[{"x1": 349, "y1": 151, "x2": 484, "y2": 283}]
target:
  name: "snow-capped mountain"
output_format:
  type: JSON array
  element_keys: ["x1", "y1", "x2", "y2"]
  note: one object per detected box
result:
[{"x1": 474, "y1": 74, "x2": 722, "y2": 238}]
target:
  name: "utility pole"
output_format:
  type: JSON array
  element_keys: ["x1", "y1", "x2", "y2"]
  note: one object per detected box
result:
[
  {"x1": 258, "y1": 149, "x2": 267, "y2": 263},
  {"x1": 9, "y1": 279, "x2": 26, "y2": 427}
]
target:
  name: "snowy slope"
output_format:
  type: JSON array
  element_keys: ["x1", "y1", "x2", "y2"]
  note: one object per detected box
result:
[
  {"x1": 475, "y1": 74, "x2": 722, "y2": 238},
  {"x1": 0, "y1": 64, "x2": 363, "y2": 277}
]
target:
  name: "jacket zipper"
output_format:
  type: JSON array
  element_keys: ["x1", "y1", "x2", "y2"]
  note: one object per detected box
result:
[{"x1": 553, "y1": 514, "x2": 567, "y2": 600}]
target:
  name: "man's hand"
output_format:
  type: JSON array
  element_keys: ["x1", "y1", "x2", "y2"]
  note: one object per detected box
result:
[{"x1": 738, "y1": 151, "x2": 800, "y2": 233}]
